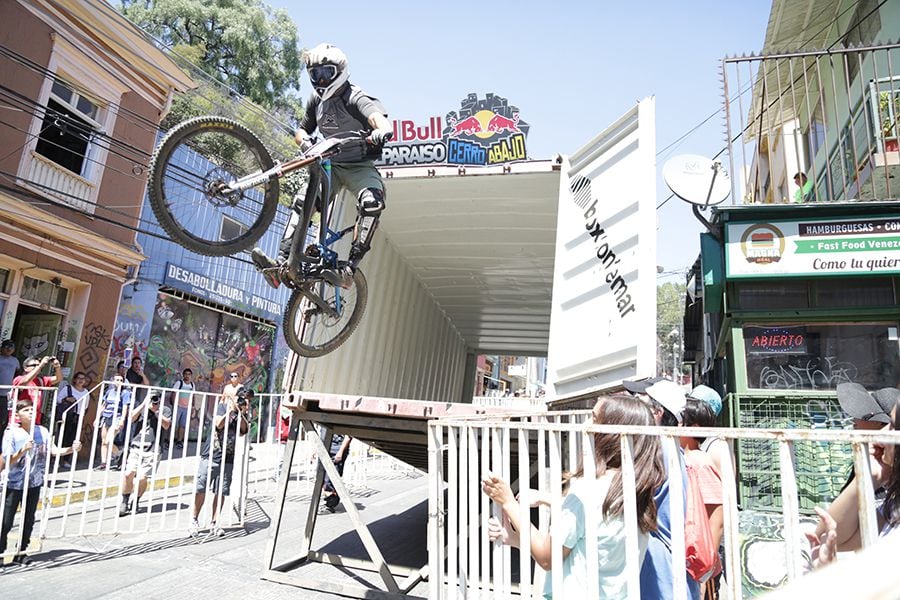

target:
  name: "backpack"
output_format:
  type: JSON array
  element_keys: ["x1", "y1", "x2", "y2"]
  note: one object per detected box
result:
[{"x1": 684, "y1": 462, "x2": 720, "y2": 583}]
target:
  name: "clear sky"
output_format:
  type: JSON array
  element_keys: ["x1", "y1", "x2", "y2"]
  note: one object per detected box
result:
[{"x1": 275, "y1": 0, "x2": 772, "y2": 282}]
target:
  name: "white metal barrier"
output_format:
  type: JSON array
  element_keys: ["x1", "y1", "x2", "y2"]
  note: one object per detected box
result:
[
  {"x1": 0, "y1": 382, "x2": 405, "y2": 562},
  {"x1": 427, "y1": 411, "x2": 899, "y2": 600}
]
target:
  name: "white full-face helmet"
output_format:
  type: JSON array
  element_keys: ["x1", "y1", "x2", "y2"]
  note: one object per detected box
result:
[{"x1": 304, "y1": 43, "x2": 349, "y2": 101}]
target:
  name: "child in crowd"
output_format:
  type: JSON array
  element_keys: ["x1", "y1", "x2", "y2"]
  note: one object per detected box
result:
[
  {"x1": 482, "y1": 394, "x2": 664, "y2": 599},
  {"x1": 1, "y1": 400, "x2": 80, "y2": 564}
]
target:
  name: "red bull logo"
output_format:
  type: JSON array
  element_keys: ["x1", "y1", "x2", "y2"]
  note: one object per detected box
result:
[{"x1": 378, "y1": 92, "x2": 529, "y2": 167}]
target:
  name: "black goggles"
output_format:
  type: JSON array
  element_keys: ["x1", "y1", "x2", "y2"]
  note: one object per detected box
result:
[{"x1": 308, "y1": 64, "x2": 338, "y2": 86}]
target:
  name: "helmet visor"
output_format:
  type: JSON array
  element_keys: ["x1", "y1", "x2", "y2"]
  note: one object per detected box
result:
[{"x1": 308, "y1": 64, "x2": 338, "y2": 87}]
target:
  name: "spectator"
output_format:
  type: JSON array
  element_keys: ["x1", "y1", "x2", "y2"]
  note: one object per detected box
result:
[
  {"x1": 115, "y1": 359, "x2": 127, "y2": 380},
  {"x1": 223, "y1": 371, "x2": 242, "y2": 402},
  {"x1": 171, "y1": 368, "x2": 196, "y2": 450},
  {"x1": 483, "y1": 393, "x2": 664, "y2": 599},
  {"x1": 125, "y1": 356, "x2": 150, "y2": 405},
  {"x1": 1, "y1": 400, "x2": 80, "y2": 564},
  {"x1": 322, "y1": 433, "x2": 352, "y2": 512},
  {"x1": 55, "y1": 371, "x2": 90, "y2": 469},
  {"x1": 119, "y1": 391, "x2": 171, "y2": 517},
  {"x1": 818, "y1": 389, "x2": 900, "y2": 550},
  {"x1": 793, "y1": 172, "x2": 815, "y2": 203},
  {"x1": 0, "y1": 339, "x2": 20, "y2": 433},
  {"x1": 12, "y1": 355, "x2": 62, "y2": 427},
  {"x1": 623, "y1": 377, "x2": 700, "y2": 600},
  {"x1": 679, "y1": 398, "x2": 725, "y2": 597},
  {"x1": 686, "y1": 385, "x2": 730, "y2": 474},
  {"x1": 96, "y1": 375, "x2": 132, "y2": 471},
  {"x1": 274, "y1": 404, "x2": 293, "y2": 480},
  {"x1": 190, "y1": 387, "x2": 249, "y2": 537}
]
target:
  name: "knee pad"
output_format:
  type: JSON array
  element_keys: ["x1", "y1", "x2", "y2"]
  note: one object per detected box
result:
[{"x1": 357, "y1": 188, "x2": 385, "y2": 217}]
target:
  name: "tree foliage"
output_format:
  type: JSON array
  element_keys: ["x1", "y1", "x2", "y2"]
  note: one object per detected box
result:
[
  {"x1": 657, "y1": 282, "x2": 686, "y2": 374},
  {"x1": 120, "y1": 0, "x2": 303, "y2": 114},
  {"x1": 120, "y1": 0, "x2": 306, "y2": 200}
]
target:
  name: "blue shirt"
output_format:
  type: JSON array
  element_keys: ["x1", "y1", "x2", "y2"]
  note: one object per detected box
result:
[
  {"x1": 2, "y1": 425, "x2": 49, "y2": 489},
  {"x1": 101, "y1": 386, "x2": 132, "y2": 419},
  {"x1": 640, "y1": 444, "x2": 700, "y2": 600}
]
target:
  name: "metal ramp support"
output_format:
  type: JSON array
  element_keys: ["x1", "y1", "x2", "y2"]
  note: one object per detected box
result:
[{"x1": 261, "y1": 396, "x2": 428, "y2": 599}]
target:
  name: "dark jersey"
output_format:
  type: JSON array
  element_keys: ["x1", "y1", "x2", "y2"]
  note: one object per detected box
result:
[
  {"x1": 298, "y1": 84, "x2": 387, "y2": 163},
  {"x1": 200, "y1": 403, "x2": 241, "y2": 463}
]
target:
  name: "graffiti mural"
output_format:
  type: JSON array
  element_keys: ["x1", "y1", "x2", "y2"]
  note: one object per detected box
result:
[
  {"x1": 111, "y1": 300, "x2": 151, "y2": 370},
  {"x1": 144, "y1": 293, "x2": 275, "y2": 394},
  {"x1": 78, "y1": 322, "x2": 111, "y2": 384}
]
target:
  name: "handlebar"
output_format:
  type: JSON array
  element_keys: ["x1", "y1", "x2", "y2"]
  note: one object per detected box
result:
[{"x1": 302, "y1": 130, "x2": 393, "y2": 159}]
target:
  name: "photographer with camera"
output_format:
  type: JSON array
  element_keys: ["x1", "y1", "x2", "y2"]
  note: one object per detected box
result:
[
  {"x1": 12, "y1": 355, "x2": 62, "y2": 428},
  {"x1": 190, "y1": 386, "x2": 250, "y2": 537},
  {"x1": 118, "y1": 391, "x2": 171, "y2": 517}
]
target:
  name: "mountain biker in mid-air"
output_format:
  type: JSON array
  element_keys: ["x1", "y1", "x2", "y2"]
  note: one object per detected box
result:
[{"x1": 252, "y1": 43, "x2": 392, "y2": 290}]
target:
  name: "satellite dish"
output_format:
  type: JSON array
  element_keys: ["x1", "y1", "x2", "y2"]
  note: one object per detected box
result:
[{"x1": 663, "y1": 154, "x2": 731, "y2": 207}]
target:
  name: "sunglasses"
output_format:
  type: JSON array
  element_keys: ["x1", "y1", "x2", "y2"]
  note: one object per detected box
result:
[
  {"x1": 230, "y1": 374, "x2": 239, "y2": 379},
  {"x1": 308, "y1": 64, "x2": 338, "y2": 85},
  {"x1": 26, "y1": 363, "x2": 40, "y2": 369}
]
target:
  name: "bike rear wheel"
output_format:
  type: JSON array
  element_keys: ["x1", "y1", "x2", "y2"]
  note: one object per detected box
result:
[
  {"x1": 148, "y1": 116, "x2": 279, "y2": 256},
  {"x1": 283, "y1": 270, "x2": 368, "y2": 358}
]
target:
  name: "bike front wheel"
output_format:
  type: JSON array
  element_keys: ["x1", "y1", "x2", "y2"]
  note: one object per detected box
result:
[
  {"x1": 148, "y1": 116, "x2": 279, "y2": 256},
  {"x1": 283, "y1": 270, "x2": 368, "y2": 358}
]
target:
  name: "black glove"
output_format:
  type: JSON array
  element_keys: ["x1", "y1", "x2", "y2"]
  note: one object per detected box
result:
[{"x1": 369, "y1": 128, "x2": 393, "y2": 145}]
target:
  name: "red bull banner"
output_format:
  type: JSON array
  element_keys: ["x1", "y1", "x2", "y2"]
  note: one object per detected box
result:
[{"x1": 378, "y1": 92, "x2": 530, "y2": 167}]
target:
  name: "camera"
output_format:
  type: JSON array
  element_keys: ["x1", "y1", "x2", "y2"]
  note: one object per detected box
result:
[{"x1": 236, "y1": 388, "x2": 250, "y2": 407}]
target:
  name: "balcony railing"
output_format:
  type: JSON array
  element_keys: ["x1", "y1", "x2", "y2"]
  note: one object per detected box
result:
[{"x1": 722, "y1": 43, "x2": 900, "y2": 204}]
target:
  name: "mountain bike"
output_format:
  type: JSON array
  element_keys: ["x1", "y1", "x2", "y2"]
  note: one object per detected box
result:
[{"x1": 147, "y1": 116, "x2": 389, "y2": 357}]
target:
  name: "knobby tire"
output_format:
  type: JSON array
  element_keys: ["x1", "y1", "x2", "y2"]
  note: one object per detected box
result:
[
  {"x1": 283, "y1": 269, "x2": 368, "y2": 358},
  {"x1": 147, "y1": 116, "x2": 279, "y2": 256}
]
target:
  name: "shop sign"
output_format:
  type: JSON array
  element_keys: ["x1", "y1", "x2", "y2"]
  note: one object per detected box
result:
[
  {"x1": 163, "y1": 263, "x2": 281, "y2": 321},
  {"x1": 726, "y1": 216, "x2": 900, "y2": 278},
  {"x1": 377, "y1": 92, "x2": 529, "y2": 167},
  {"x1": 744, "y1": 326, "x2": 807, "y2": 355}
]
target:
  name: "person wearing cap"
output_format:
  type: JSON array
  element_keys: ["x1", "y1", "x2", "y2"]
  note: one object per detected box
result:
[
  {"x1": 686, "y1": 385, "x2": 731, "y2": 475},
  {"x1": 625, "y1": 378, "x2": 700, "y2": 600},
  {"x1": 680, "y1": 390, "x2": 726, "y2": 597},
  {"x1": 812, "y1": 384, "x2": 900, "y2": 551},
  {"x1": 118, "y1": 391, "x2": 171, "y2": 517},
  {"x1": 0, "y1": 340, "x2": 20, "y2": 433},
  {"x1": 816, "y1": 391, "x2": 900, "y2": 554},
  {"x1": 12, "y1": 354, "x2": 62, "y2": 428}
]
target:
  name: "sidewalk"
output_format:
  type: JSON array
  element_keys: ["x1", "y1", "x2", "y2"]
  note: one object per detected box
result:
[{"x1": 0, "y1": 464, "x2": 429, "y2": 599}]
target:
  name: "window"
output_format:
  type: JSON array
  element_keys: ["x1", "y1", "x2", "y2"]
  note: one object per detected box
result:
[
  {"x1": 735, "y1": 278, "x2": 895, "y2": 310},
  {"x1": 743, "y1": 323, "x2": 900, "y2": 390},
  {"x1": 736, "y1": 281, "x2": 809, "y2": 310},
  {"x1": 871, "y1": 78, "x2": 900, "y2": 153},
  {"x1": 34, "y1": 80, "x2": 102, "y2": 177},
  {"x1": 18, "y1": 37, "x2": 125, "y2": 214},
  {"x1": 21, "y1": 276, "x2": 69, "y2": 310},
  {"x1": 220, "y1": 215, "x2": 248, "y2": 241},
  {"x1": 0, "y1": 267, "x2": 9, "y2": 294},
  {"x1": 815, "y1": 278, "x2": 895, "y2": 308}
]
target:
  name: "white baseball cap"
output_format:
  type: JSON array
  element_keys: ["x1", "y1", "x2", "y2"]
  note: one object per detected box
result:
[{"x1": 646, "y1": 380, "x2": 687, "y2": 423}]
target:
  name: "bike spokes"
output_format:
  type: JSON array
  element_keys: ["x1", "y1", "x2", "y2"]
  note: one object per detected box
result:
[
  {"x1": 148, "y1": 117, "x2": 279, "y2": 256},
  {"x1": 283, "y1": 271, "x2": 368, "y2": 358}
]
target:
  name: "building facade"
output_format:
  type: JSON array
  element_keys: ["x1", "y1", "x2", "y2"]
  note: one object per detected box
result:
[
  {"x1": 0, "y1": 0, "x2": 192, "y2": 387},
  {"x1": 685, "y1": 1, "x2": 900, "y2": 511}
]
